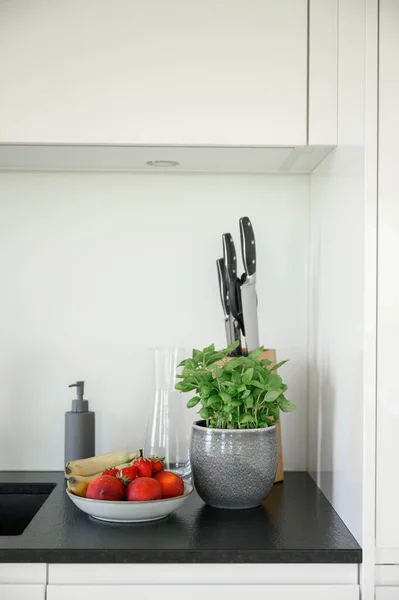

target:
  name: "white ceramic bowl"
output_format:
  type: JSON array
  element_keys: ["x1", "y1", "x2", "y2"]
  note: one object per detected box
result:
[{"x1": 66, "y1": 482, "x2": 193, "y2": 523}]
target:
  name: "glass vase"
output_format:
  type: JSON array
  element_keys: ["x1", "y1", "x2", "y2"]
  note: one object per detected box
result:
[{"x1": 144, "y1": 348, "x2": 191, "y2": 479}]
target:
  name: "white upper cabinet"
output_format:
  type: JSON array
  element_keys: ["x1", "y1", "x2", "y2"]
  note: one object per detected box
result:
[
  {"x1": 376, "y1": 0, "x2": 399, "y2": 563},
  {"x1": 0, "y1": 0, "x2": 335, "y2": 150}
]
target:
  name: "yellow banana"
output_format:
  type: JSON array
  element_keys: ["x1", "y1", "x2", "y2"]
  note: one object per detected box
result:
[
  {"x1": 64, "y1": 460, "x2": 137, "y2": 482},
  {"x1": 65, "y1": 450, "x2": 142, "y2": 477},
  {"x1": 67, "y1": 477, "x2": 89, "y2": 498},
  {"x1": 64, "y1": 472, "x2": 100, "y2": 483}
]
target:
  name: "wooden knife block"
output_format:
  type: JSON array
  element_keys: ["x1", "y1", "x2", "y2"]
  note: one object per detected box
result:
[{"x1": 225, "y1": 349, "x2": 284, "y2": 483}]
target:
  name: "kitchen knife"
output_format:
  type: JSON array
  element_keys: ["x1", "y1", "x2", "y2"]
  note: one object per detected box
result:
[
  {"x1": 222, "y1": 233, "x2": 245, "y2": 355},
  {"x1": 239, "y1": 216, "x2": 260, "y2": 352},
  {"x1": 216, "y1": 257, "x2": 234, "y2": 346}
]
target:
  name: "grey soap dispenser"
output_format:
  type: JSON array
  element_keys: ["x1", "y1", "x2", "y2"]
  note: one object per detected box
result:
[{"x1": 65, "y1": 381, "x2": 95, "y2": 464}]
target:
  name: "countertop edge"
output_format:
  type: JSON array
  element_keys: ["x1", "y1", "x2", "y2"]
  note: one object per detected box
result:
[{"x1": 0, "y1": 549, "x2": 362, "y2": 564}]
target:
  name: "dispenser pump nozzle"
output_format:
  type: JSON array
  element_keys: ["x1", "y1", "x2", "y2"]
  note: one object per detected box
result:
[{"x1": 69, "y1": 381, "x2": 88, "y2": 413}]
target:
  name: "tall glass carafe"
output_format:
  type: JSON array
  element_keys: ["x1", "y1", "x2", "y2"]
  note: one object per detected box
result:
[{"x1": 144, "y1": 348, "x2": 191, "y2": 478}]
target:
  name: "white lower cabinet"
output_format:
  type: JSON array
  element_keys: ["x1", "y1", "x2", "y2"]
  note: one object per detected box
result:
[
  {"x1": 48, "y1": 563, "x2": 358, "y2": 586},
  {"x1": 0, "y1": 564, "x2": 360, "y2": 598},
  {"x1": 47, "y1": 584, "x2": 359, "y2": 600},
  {"x1": 0, "y1": 564, "x2": 47, "y2": 599},
  {"x1": 47, "y1": 565, "x2": 360, "y2": 599},
  {"x1": 376, "y1": 589, "x2": 399, "y2": 599},
  {"x1": 0, "y1": 584, "x2": 45, "y2": 600},
  {"x1": 375, "y1": 566, "x2": 399, "y2": 598}
]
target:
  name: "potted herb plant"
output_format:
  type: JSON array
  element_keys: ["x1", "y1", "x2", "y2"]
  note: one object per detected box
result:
[{"x1": 175, "y1": 341, "x2": 296, "y2": 509}]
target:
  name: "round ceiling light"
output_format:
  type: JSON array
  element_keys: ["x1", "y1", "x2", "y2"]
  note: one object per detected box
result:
[{"x1": 146, "y1": 160, "x2": 180, "y2": 168}]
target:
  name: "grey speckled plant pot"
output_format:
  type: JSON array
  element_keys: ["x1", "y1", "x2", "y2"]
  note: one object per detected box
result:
[{"x1": 190, "y1": 420, "x2": 278, "y2": 509}]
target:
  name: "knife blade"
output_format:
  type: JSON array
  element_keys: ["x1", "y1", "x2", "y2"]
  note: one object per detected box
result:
[
  {"x1": 222, "y1": 233, "x2": 245, "y2": 355},
  {"x1": 239, "y1": 217, "x2": 260, "y2": 352}
]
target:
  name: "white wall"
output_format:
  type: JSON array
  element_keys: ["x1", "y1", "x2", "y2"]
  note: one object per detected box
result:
[
  {"x1": 0, "y1": 172, "x2": 309, "y2": 471},
  {"x1": 308, "y1": 0, "x2": 367, "y2": 543}
]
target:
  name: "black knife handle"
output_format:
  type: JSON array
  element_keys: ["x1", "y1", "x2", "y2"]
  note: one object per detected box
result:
[
  {"x1": 240, "y1": 216, "x2": 256, "y2": 277},
  {"x1": 216, "y1": 258, "x2": 229, "y2": 315},
  {"x1": 222, "y1": 233, "x2": 238, "y2": 278},
  {"x1": 222, "y1": 233, "x2": 245, "y2": 334}
]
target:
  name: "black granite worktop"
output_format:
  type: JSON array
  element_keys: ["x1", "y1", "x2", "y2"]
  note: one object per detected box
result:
[{"x1": 0, "y1": 471, "x2": 361, "y2": 563}]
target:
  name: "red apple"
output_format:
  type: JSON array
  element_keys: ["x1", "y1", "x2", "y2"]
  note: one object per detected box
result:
[
  {"x1": 86, "y1": 475, "x2": 125, "y2": 501},
  {"x1": 153, "y1": 471, "x2": 184, "y2": 498},
  {"x1": 126, "y1": 477, "x2": 162, "y2": 501}
]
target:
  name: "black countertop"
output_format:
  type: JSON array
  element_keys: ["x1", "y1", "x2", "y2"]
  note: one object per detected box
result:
[{"x1": 0, "y1": 471, "x2": 361, "y2": 563}]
